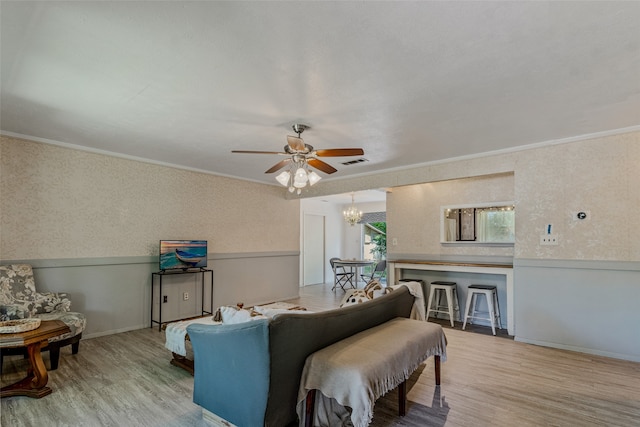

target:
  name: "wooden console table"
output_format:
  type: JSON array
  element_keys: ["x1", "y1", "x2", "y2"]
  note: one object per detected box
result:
[
  {"x1": 1, "y1": 320, "x2": 70, "y2": 398},
  {"x1": 388, "y1": 260, "x2": 514, "y2": 335}
]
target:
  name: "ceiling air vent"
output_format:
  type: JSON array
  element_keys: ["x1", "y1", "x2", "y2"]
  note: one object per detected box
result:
[{"x1": 341, "y1": 158, "x2": 368, "y2": 166}]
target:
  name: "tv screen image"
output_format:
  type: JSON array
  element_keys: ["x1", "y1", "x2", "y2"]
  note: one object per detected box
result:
[{"x1": 160, "y1": 240, "x2": 207, "y2": 271}]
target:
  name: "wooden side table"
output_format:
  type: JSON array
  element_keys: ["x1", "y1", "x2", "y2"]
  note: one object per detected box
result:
[{"x1": 1, "y1": 320, "x2": 70, "y2": 398}]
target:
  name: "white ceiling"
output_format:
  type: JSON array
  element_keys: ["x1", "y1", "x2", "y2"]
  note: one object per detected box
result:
[{"x1": 2, "y1": 1, "x2": 639, "y2": 192}]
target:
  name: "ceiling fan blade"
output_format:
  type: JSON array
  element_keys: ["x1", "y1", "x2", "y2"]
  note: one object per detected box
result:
[
  {"x1": 308, "y1": 158, "x2": 338, "y2": 174},
  {"x1": 265, "y1": 158, "x2": 291, "y2": 174},
  {"x1": 232, "y1": 150, "x2": 285, "y2": 155},
  {"x1": 315, "y1": 148, "x2": 364, "y2": 157},
  {"x1": 287, "y1": 135, "x2": 306, "y2": 151}
]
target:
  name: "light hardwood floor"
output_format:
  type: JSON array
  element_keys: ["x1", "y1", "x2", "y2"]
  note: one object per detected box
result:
[{"x1": 2, "y1": 283, "x2": 639, "y2": 427}]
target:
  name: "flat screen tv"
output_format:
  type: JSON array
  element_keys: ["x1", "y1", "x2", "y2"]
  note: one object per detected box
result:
[{"x1": 159, "y1": 240, "x2": 207, "y2": 271}]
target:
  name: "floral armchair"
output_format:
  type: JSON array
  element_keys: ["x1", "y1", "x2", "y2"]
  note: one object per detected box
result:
[{"x1": 0, "y1": 264, "x2": 86, "y2": 370}]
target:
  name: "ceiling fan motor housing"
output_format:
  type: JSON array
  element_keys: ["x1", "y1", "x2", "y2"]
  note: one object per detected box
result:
[
  {"x1": 284, "y1": 144, "x2": 314, "y2": 155},
  {"x1": 292, "y1": 123, "x2": 309, "y2": 135}
]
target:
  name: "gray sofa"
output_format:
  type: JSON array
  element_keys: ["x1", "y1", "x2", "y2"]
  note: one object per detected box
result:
[{"x1": 187, "y1": 285, "x2": 427, "y2": 427}]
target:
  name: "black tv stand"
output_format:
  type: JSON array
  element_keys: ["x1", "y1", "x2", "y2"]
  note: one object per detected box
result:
[{"x1": 151, "y1": 268, "x2": 213, "y2": 331}]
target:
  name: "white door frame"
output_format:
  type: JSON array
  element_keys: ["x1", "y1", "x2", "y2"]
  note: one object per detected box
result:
[{"x1": 302, "y1": 213, "x2": 325, "y2": 286}]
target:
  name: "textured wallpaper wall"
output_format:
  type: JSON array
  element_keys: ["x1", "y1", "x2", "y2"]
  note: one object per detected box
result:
[
  {"x1": 387, "y1": 173, "x2": 515, "y2": 257},
  {"x1": 2, "y1": 131, "x2": 638, "y2": 262},
  {"x1": 386, "y1": 131, "x2": 639, "y2": 262},
  {"x1": 0, "y1": 136, "x2": 300, "y2": 259},
  {"x1": 514, "y1": 131, "x2": 639, "y2": 260}
]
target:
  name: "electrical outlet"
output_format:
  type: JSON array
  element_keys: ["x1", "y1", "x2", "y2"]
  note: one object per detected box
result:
[
  {"x1": 183, "y1": 292, "x2": 189, "y2": 301},
  {"x1": 392, "y1": 238, "x2": 398, "y2": 246},
  {"x1": 540, "y1": 234, "x2": 559, "y2": 245},
  {"x1": 163, "y1": 295, "x2": 168, "y2": 303}
]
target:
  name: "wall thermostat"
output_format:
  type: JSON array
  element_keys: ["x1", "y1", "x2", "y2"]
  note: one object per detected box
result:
[{"x1": 577, "y1": 211, "x2": 587, "y2": 220}]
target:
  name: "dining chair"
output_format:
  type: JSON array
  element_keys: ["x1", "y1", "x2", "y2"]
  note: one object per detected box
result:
[
  {"x1": 360, "y1": 260, "x2": 387, "y2": 284},
  {"x1": 329, "y1": 258, "x2": 355, "y2": 291}
]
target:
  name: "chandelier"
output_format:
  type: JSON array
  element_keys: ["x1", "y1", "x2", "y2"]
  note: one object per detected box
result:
[
  {"x1": 274, "y1": 156, "x2": 321, "y2": 195},
  {"x1": 343, "y1": 193, "x2": 363, "y2": 226}
]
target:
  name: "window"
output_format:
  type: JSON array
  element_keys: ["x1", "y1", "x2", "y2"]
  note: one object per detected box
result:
[{"x1": 441, "y1": 203, "x2": 515, "y2": 244}]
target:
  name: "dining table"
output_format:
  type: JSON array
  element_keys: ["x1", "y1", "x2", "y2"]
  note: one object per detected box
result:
[{"x1": 334, "y1": 259, "x2": 375, "y2": 288}]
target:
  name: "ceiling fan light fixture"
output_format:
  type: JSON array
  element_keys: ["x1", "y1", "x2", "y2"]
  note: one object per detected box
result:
[
  {"x1": 293, "y1": 167, "x2": 308, "y2": 188},
  {"x1": 308, "y1": 171, "x2": 321, "y2": 186},
  {"x1": 275, "y1": 170, "x2": 291, "y2": 187}
]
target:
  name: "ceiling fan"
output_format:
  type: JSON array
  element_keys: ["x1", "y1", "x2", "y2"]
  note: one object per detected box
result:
[{"x1": 232, "y1": 124, "x2": 364, "y2": 192}]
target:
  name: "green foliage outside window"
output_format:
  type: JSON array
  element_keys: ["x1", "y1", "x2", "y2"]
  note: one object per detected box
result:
[{"x1": 369, "y1": 222, "x2": 386, "y2": 260}]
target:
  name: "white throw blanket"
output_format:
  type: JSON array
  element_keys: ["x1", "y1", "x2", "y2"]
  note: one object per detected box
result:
[
  {"x1": 164, "y1": 317, "x2": 220, "y2": 356},
  {"x1": 164, "y1": 302, "x2": 309, "y2": 356},
  {"x1": 390, "y1": 281, "x2": 426, "y2": 321},
  {"x1": 296, "y1": 317, "x2": 447, "y2": 427}
]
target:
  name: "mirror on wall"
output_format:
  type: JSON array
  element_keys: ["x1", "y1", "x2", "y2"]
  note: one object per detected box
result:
[{"x1": 441, "y1": 202, "x2": 515, "y2": 244}]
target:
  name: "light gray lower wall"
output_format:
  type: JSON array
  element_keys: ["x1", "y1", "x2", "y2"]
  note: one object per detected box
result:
[
  {"x1": 208, "y1": 253, "x2": 300, "y2": 309},
  {"x1": 514, "y1": 259, "x2": 640, "y2": 362},
  {"x1": 387, "y1": 253, "x2": 640, "y2": 362},
  {"x1": 3, "y1": 252, "x2": 299, "y2": 339}
]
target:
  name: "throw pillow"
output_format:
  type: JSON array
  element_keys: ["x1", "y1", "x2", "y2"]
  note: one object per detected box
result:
[
  {"x1": 339, "y1": 280, "x2": 393, "y2": 307},
  {"x1": 364, "y1": 279, "x2": 393, "y2": 299},
  {"x1": 363, "y1": 280, "x2": 382, "y2": 298},
  {"x1": 339, "y1": 289, "x2": 370, "y2": 307}
]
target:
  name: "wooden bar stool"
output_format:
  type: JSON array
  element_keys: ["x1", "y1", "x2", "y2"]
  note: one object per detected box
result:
[
  {"x1": 463, "y1": 284, "x2": 502, "y2": 335},
  {"x1": 426, "y1": 281, "x2": 459, "y2": 327}
]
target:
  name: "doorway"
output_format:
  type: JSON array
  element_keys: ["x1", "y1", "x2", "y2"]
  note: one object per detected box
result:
[
  {"x1": 361, "y1": 219, "x2": 387, "y2": 280},
  {"x1": 303, "y1": 213, "x2": 325, "y2": 286}
]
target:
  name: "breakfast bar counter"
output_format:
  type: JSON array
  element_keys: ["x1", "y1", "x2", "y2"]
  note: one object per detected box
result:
[{"x1": 388, "y1": 259, "x2": 514, "y2": 335}]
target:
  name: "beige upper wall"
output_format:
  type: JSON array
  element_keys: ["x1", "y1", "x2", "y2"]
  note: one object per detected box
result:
[
  {"x1": 2, "y1": 131, "x2": 638, "y2": 262},
  {"x1": 351, "y1": 131, "x2": 639, "y2": 262},
  {"x1": 388, "y1": 173, "x2": 515, "y2": 257},
  {"x1": 514, "y1": 131, "x2": 639, "y2": 260},
  {"x1": 0, "y1": 136, "x2": 300, "y2": 260}
]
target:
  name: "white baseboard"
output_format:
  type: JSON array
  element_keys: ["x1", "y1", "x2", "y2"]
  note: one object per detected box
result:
[
  {"x1": 82, "y1": 324, "x2": 149, "y2": 340},
  {"x1": 515, "y1": 337, "x2": 640, "y2": 363}
]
